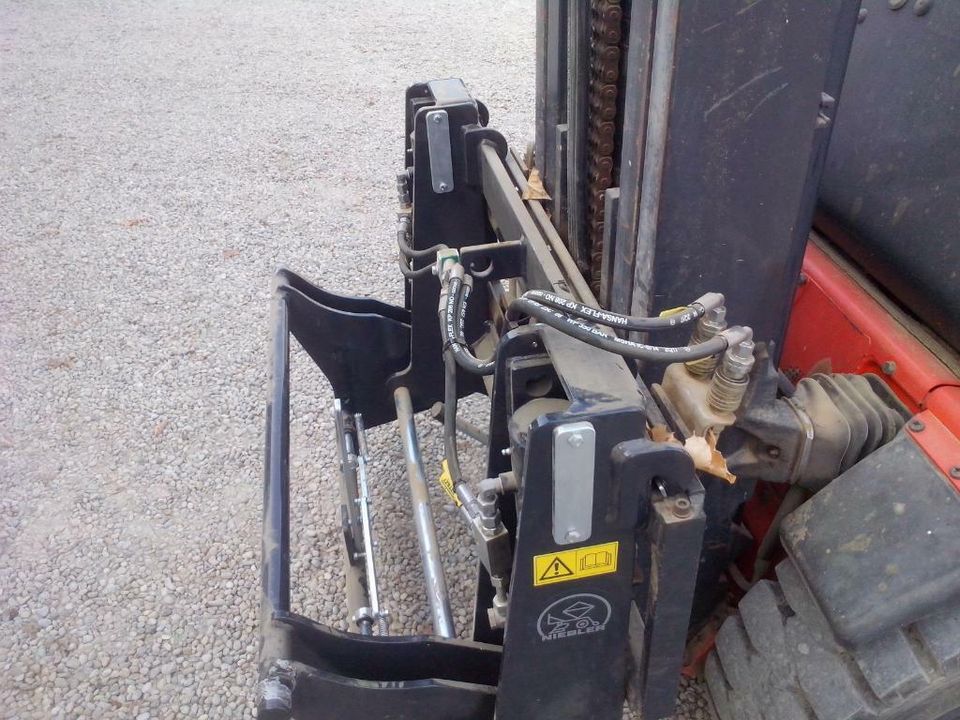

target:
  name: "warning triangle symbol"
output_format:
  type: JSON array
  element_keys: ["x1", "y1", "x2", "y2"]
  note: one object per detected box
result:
[{"x1": 539, "y1": 556, "x2": 574, "y2": 581}]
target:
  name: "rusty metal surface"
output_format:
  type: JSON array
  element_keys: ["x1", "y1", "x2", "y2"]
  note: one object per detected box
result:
[{"x1": 585, "y1": 0, "x2": 626, "y2": 295}]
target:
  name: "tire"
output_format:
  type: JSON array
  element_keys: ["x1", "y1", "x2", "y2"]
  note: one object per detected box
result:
[{"x1": 706, "y1": 559, "x2": 960, "y2": 720}]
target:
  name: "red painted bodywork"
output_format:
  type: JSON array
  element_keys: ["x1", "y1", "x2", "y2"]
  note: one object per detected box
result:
[
  {"x1": 685, "y1": 241, "x2": 960, "y2": 677},
  {"x1": 735, "y1": 240, "x2": 960, "y2": 583},
  {"x1": 782, "y1": 244, "x2": 959, "y2": 429},
  {"x1": 780, "y1": 241, "x2": 960, "y2": 489}
]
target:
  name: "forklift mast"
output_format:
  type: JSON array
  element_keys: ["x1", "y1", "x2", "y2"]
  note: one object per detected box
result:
[{"x1": 256, "y1": 2, "x2": 960, "y2": 719}]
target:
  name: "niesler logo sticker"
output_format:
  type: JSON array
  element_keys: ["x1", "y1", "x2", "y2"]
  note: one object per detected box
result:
[{"x1": 537, "y1": 593, "x2": 611, "y2": 642}]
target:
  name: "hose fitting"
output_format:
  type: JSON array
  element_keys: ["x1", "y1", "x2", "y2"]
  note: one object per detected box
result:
[
  {"x1": 438, "y1": 254, "x2": 464, "y2": 284},
  {"x1": 708, "y1": 334, "x2": 756, "y2": 414},
  {"x1": 691, "y1": 292, "x2": 725, "y2": 315},
  {"x1": 685, "y1": 305, "x2": 727, "y2": 377}
]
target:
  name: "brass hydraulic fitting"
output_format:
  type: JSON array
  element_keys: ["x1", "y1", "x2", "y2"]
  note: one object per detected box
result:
[
  {"x1": 708, "y1": 337, "x2": 756, "y2": 413},
  {"x1": 685, "y1": 305, "x2": 727, "y2": 377}
]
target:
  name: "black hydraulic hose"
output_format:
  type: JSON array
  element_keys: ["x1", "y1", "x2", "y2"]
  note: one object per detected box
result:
[
  {"x1": 508, "y1": 296, "x2": 734, "y2": 363},
  {"x1": 454, "y1": 279, "x2": 492, "y2": 358},
  {"x1": 442, "y1": 347, "x2": 483, "y2": 522},
  {"x1": 518, "y1": 289, "x2": 721, "y2": 332},
  {"x1": 398, "y1": 253, "x2": 435, "y2": 279},
  {"x1": 443, "y1": 350, "x2": 464, "y2": 486},
  {"x1": 396, "y1": 216, "x2": 447, "y2": 260},
  {"x1": 397, "y1": 229, "x2": 447, "y2": 260},
  {"x1": 440, "y1": 275, "x2": 496, "y2": 376},
  {"x1": 440, "y1": 282, "x2": 485, "y2": 519}
]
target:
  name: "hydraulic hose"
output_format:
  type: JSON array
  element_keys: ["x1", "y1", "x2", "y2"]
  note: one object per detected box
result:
[
  {"x1": 518, "y1": 289, "x2": 724, "y2": 332},
  {"x1": 398, "y1": 253, "x2": 436, "y2": 279},
  {"x1": 508, "y1": 296, "x2": 746, "y2": 363},
  {"x1": 443, "y1": 350, "x2": 464, "y2": 488},
  {"x1": 439, "y1": 274, "x2": 496, "y2": 376},
  {"x1": 397, "y1": 218, "x2": 447, "y2": 259},
  {"x1": 442, "y1": 324, "x2": 483, "y2": 523},
  {"x1": 442, "y1": 346, "x2": 485, "y2": 525}
]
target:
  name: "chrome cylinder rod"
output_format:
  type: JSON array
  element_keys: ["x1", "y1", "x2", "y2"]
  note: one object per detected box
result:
[{"x1": 393, "y1": 387, "x2": 456, "y2": 638}]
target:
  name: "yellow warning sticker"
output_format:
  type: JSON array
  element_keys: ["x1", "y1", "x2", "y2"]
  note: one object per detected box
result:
[
  {"x1": 533, "y1": 541, "x2": 619, "y2": 587},
  {"x1": 437, "y1": 460, "x2": 462, "y2": 507}
]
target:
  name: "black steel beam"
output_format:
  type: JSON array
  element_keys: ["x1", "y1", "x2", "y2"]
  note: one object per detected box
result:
[
  {"x1": 613, "y1": 0, "x2": 861, "y2": 361},
  {"x1": 599, "y1": 187, "x2": 621, "y2": 310},
  {"x1": 564, "y1": 0, "x2": 591, "y2": 269},
  {"x1": 609, "y1": 0, "x2": 657, "y2": 315},
  {"x1": 536, "y1": 0, "x2": 569, "y2": 212}
]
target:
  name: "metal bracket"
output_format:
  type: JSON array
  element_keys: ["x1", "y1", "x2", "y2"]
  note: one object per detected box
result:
[
  {"x1": 552, "y1": 421, "x2": 596, "y2": 544},
  {"x1": 459, "y1": 240, "x2": 524, "y2": 281},
  {"x1": 425, "y1": 109, "x2": 454, "y2": 194}
]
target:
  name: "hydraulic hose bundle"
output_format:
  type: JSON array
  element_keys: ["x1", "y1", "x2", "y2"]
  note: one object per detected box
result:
[
  {"x1": 433, "y1": 256, "x2": 748, "y2": 369},
  {"x1": 505, "y1": 296, "x2": 748, "y2": 363},
  {"x1": 517, "y1": 289, "x2": 714, "y2": 332},
  {"x1": 431, "y1": 255, "x2": 752, "y2": 500},
  {"x1": 440, "y1": 273, "x2": 496, "y2": 376}
]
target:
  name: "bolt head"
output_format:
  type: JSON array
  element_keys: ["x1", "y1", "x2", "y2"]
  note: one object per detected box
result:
[
  {"x1": 881, "y1": 360, "x2": 897, "y2": 376},
  {"x1": 949, "y1": 466, "x2": 960, "y2": 479},
  {"x1": 257, "y1": 678, "x2": 293, "y2": 718},
  {"x1": 732, "y1": 339, "x2": 755, "y2": 361},
  {"x1": 438, "y1": 182, "x2": 449, "y2": 192},
  {"x1": 567, "y1": 433, "x2": 584, "y2": 447},
  {"x1": 565, "y1": 529, "x2": 583, "y2": 542},
  {"x1": 705, "y1": 305, "x2": 727, "y2": 325},
  {"x1": 908, "y1": 419, "x2": 925, "y2": 433},
  {"x1": 889, "y1": 0, "x2": 908, "y2": 9},
  {"x1": 914, "y1": 0, "x2": 932, "y2": 15},
  {"x1": 432, "y1": 113, "x2": 443, "y2": 123},
  {"x1": 858, "y1": 7, "x2": 868, "y2": 22},
  {"x1": 720, "y1": 339, "x2": 756, "y2": 381}
]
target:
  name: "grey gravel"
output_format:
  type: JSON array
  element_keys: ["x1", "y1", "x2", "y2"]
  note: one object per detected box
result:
[{"x1": 0, "y1": 2, "x2": 711, "y2": 718}]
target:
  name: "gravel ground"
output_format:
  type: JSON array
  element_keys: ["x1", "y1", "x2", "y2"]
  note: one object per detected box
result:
[{"x1": 0, "y1": 2, "x2": 712, "y2": 718}]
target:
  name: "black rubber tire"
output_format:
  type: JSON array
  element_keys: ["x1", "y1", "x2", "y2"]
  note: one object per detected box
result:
[{"x1": 706, "y1": 559, "x2": 960, "y2": 720}]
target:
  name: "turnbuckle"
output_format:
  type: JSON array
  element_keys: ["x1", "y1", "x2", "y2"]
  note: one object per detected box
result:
[{"x1": 334, "y1": 399, "x2": 389, "y2": 636}]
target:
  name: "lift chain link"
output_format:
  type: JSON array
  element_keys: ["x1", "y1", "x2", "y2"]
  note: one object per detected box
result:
[{"x1": 586, "y1": 0, "x2": 625, "y2": 295}]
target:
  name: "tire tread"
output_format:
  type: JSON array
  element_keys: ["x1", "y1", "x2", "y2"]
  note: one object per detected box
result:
[{"x1": 707, "y1": 558, "x2": 960, "y2": 720}]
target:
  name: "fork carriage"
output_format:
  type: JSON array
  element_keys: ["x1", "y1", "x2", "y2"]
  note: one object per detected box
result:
[{"x1": 258, "y1": 80, "x2": 711, "y2": 720}]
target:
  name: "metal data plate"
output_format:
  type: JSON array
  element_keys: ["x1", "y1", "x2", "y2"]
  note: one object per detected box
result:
[
  {"x1": 552, "y1": 421, "x2": 596, "y2": 545},
  {"x1": 425, "y1": 109, "x2": 454, "y2": 194}
]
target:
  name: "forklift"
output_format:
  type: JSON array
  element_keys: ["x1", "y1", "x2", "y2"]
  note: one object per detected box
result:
[{"x1": 257, "y1": 1, "x2": 960, "y2": 718}]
